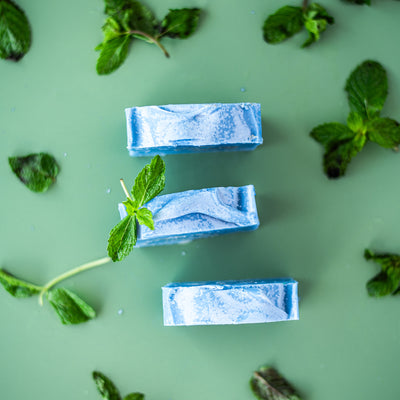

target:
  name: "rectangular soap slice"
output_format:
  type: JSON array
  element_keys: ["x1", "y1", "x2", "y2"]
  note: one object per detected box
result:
[
  {"x1": 162, "y1": 279, "x2": 299, "y2": 326},
  {"x1": 125, "y1": 103, "x2": 262, "y2": 156},
  {"x1": 118, "y1": 185, "x2": 259, "y2": 247}
]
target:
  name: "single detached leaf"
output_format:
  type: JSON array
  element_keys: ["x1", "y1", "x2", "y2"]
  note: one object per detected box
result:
[
  {"x1": 0, "y1": 0, "x2": 31, "y2": 61},
  {"x1": 345, "y1": 60, "x2": 388, "y2": 119},
  {"x1": 47, "y1": 288, "x2": 96, "y2": 325},
  {"x1": 107, "y1": 215, "x2": 137, "y2": 262},
  {"x1": 93, "y1": 371, "x2": 122, "y2": 400},
  {"x1": 310, "y1": 122, "x2": 355, "y2": 147},
  {"x1": 160, "y1": 8, "x2": 200, "y2": 39},
  {"x1": 96, "y1": 35, "x2": 131, "y2": 75},
  {"x1": 347, "y1": 112, "x2": 366, "y2": 134},
  {"x1": 123, "y1": 394, "x2": 144, "y2": 400},
  {"x1": 0, "y1": 268, "x2": 42, "y2": 298},
  {"x1": 366, "y1": 117, "x2": 400, "y2": 149},
  {"x1": 136, "y1": 207, "x2": 154, "y2": 230},
  {"x1": 250, "y1": 366, "x2": 302, "y2": 400},
  {"x1": 302, "y1": 3, "x2": 334, "y2": 48},
  {"x1": 131, "y1": 155, "x2": 165, "y2": 208},
  {"x1": 263, "y1": 6, "x2": 304, "y2": 44},
  {"x1": 8, "y1": 153, "x2": 60, "y2": 193}
]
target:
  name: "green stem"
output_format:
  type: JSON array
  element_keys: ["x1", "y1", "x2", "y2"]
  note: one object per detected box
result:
[
  {"x1": 127, "y1": 30, "x2": 170, "y2": 58},
  {"x1": 302, "y1": 0, "x2": 308, "y2": 10},
  {"x1": 120, "y1": 178, "x2": 132, "y2": 200},
  {"x1": 38, "y1": 256, "x2": 112, "y2": 306}
]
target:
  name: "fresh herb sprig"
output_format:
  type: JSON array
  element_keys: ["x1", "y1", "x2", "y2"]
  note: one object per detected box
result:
[
  {"x1": 310, "y1": 60, "x2": 400, "y2": 178},
  {"x1": 93, "y1": 371, "x2": 144, "y2": 400},
  {"x1": 364, "y1": 249, "x2": 400, "y2": 297},
  {"x1": 96, "y1": 0, "x2": 201, "y2": 75},
  {"x1": 0, "y1": 156, "x2": 165, "y2": 324},
  {"x1": 0, "y1": 0, "x2": 32, "y2": 61},
  {"x1": 263, "y1": 0, "x2": 334, "y2": 48},
  {"x1": 250, "y1": 366, "x2": 302, "y2": 400}
]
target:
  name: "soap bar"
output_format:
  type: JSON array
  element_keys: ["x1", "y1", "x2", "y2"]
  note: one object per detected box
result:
[
  {"x1": 125, "y1": 103, "x2": 262, "y2": 156},
  {"x1": 162, "y1": 279, "x2": 299, "y2": 326},
  {"x1": 118, "y1": 185, "x2": 259, "y2": 247}
]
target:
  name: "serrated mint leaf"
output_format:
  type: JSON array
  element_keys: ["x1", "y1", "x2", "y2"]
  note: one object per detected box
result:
[
  {"x1": 263, "y1": 6, "x2": 304, "y2": 44},
  {"x1": 0, "y1": 268, "x2": 42, "y2": 298},
  {"x1": 123, "y1": 394, "x2": 144, "y2": 400},
  {"x1": 345, "y1": 60, "x2": 388, "y2": 120},
  {"x1": 107, "y1": 215, "x2": 137, "y2": 262},
  {"x1": 93, "y1": 371, "x2": 122, "y2": 400},
  {"x1": 9, "y1": 152, "x2": 60, "y2": 193},
  {"x1": 122, "y1": 198, "x2": 137, "y2": 216},
  {"x1": 161, "y1": 8, "x2": 200, "y2": 39},
  {"x1": 96, "y1": 35, "x2": 131, "y2": 75},
  {"x1": 0, "y1": 0, "x2": 31, "y2": 61},
  {"x1": 136, "y1": 207, "x2": 154, "y2": 230},
  {"x1": 47, "y1": 288, "x2": 96, "y2": 325},
  {"x1": 366, "y1": 117, "x2": 400, "y2": 149},
  {"x1": 302, "y1": 3, "x2": 334, "y2": 48},
  {"x1": 131, "y1": 155, "x2": 165, "y2": 208},
  {"x1": 102, "y1": 17, "x2": 124, "y2": 42},
  {"x1": 310, "y1": 122, "x2": 355, "y2": 147},
  {"x1": 121, "y1": 0, "x2": 158, "y2": 37},
  {"x1": 250, "y1": 366, "x2": 302, "y2": 400},
  {"x1": 347, "y1": 112, "x2": 366, "y2": 134},
  {"x1": 366, "y1": 271, "x2": 398, "y2": 297}
]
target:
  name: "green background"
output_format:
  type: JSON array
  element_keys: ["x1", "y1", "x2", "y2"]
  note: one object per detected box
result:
[{"x1": 1, "y1": 0, "x2": 400, "y2": 398}]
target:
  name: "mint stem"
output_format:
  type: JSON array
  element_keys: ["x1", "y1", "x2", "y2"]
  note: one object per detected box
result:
[
  {"x1": 38, "y1": 256, "x2": 112, "y2": 306},
  {"x1": 302, "y1": 0, "x2": 308, "y2": 10},
  {"x1": 120, "y1": 178, "x2": 132, "y2": 200},
  {"x1": 127, "y1": 30, "x2": 170, "y2": 58}
]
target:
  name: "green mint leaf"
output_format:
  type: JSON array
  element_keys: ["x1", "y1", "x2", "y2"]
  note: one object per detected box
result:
[
  {"x1": 96, "y1": 35, "x2": 131, "y2": 75},
  {"x1": 0, "y1": 268, "x2": 42, "y2": 298},
  {"x1": 131, "y1": 155, "x2": 166, "y2": 208},
  {"x1": 47, "y1": 288, "x2": 96, "y2": 325},
  {"x1": 104, "y1": 0, "x2": 129, "y2": 15},
  {"x1": 366, "y1": 117, "x2": 400, "y2": 149},
  {"x1": 8, "y1": 152, "x2": 60, "y2": 193},
  {"x1": 102, "y1": 17, "x2": 124, "y2": 43},
  {"x1": 122, "y1": 198, "x2": 137, "y2": 216},
  {"x1": 310, "y1": 122, "x2": 355, "y2": 147},
  {"x1": 160, "y1": 8, "x2": 201, "y2": 39},
  {"x1": 250, "y1": 366, "x2": 302, "y2": 400},
  {"x1": 136, "y1": 207, "x2": 154, "y2": 230},
  {"x1": 302, "y1": 3, "x2": 334, "y2": 48},
  {"x1": 263, "y1": 6, "x2": 304, "y2": 44},
  {"x1": 347, "y1": 112, "x2": 366, "y2": 134},
  {"x1": 0, "y1": 0, "x2": 31, "y2": 61},
  {"x1": 107, "y1": 215, "x2": 137, "y2": 262},
  {"x1": 366, "y1": 271, "x2": 398, "y2": 298},
  {"x1": 345, "y1": 60, "x2": 388, "y2": 120},
  {"x1": 123, "y1": 394, "x2": 144, "y2": 400},
  {"x1": 93, "y1": 371, "x2": 122, "y2": 400}
]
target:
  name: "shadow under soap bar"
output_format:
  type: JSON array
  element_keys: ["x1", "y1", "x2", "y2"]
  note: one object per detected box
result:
[
  {"x1": 162, "y1": 279, "x2": 299, "y2": 326},
  {"x1": 125, "y1": 103, "x2": 262, "y2": 156},
  {"x1": 118, "y1": 185, "x2": 259, "y2": 247}
]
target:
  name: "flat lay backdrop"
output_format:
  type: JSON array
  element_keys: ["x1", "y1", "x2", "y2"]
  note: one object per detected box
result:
[{"x1": 1, "y1": 0, "x2": 400, "y2": 398}]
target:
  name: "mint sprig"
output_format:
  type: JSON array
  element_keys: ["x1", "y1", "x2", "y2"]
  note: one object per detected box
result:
[
  {"x1": 96, "y1": 0, "x2": 201, "y2": 75},
  {"x1": 310, "y1": 60, "x2": 400, "y2": 178},
  {"x1": 263, "y1": 1, "x2": 334, "y2": 48}
]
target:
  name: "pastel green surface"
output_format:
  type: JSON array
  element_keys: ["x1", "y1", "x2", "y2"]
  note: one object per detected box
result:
[{"x1": 1, "y1": 0, "x2": 400, "y2": 399}]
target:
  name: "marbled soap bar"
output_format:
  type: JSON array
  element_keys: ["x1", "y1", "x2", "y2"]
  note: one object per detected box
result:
[
  {"x1": 118, "y1": 185, "x2": 259, "y2": 247},
  {"x1": 162, "y1": 279, "x2": 299, "y2": 326},
  {"x1": 125, "y1": 103, "x2": 262, "y2": 156}
]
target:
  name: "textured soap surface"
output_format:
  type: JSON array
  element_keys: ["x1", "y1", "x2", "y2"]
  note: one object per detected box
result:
[
  {"x1": 118, "y1": 185, "x2": 259, "y2": 247},
  {"x1": 125, "y1": 103, "x2": 262, "y2": 156},
  {"x1": 162, "y1": 279, "x2": 299, "y2": 326}
]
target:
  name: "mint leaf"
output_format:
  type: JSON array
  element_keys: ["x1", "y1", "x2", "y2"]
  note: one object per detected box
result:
[
  {"x1": 107, "y1": 215, "x2": 137, "y2": 262},
  {"x1": 47, "y1": 288, "x2": 96, "y2": 325},
  {"x1": 161, "y1": 8, "x2": 201, "y2": 39},
  {"x1": 367, "y1": 271, "x2": 398, "y2": 298},
  {"x1": 93, "y1": 371, "x2": 122, "y2": 400},
  {"x1": 121, "y1": 1, "x2": 158, "y2": 40},
  {"x1": 366, "y1": 117, "x2": 400, "y2": 149},
  {"x1": 136, "y1": 207, "x2": 154, "y2": 230},
  {"x1": 345, "y1": 60, "x2": 388, "y2": 120},
  {"x1": 310, "y1": 122, "x2": 355, "y2": 147},
  {"x1": 302, "y1": 3, "x2": 334, "y2": 48},
  {"x1": 0, "y1": 268, "x2": 42, "y2": 298},
  {"x1": 0, "y1": 0, "x2": 31, "y2": 61},
  {"x1": 96, "y1": 35, "x2": 131, "y2": 75},
  {"x1": 250, "y1": 366, "x2": 302, "y2": 400},
  {"x1": 263, "y1": 6, "x2": 304, "y2": 44},
  {"x1": 9, "y1": 152, "x2": 60, "y2": 193},
  {"x1": 123, "y1": 394, "x2": 144, "y2": 400},
  {"x1": 347, "y1": 112, "x2": 366, "y2": 134},
  {"x1": 131, "y1": 155, "x2": 165, "y2": 208}
]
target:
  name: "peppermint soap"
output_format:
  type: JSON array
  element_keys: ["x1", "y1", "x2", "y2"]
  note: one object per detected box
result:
[
  {"x1": 162, "y1": 279, "x2": 299, "y2": 326},
  {"x1": 125, "y1": 103, "x2": 262, "y2": 156},
  {"x1": 118, "y1": 185, "x2": 259, "y2": 247}
]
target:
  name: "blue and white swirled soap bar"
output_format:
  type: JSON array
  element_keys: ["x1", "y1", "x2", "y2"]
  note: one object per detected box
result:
[
  {"x1": 118, "y1": 185, "x2": 259, "y2": 247},
  {"x1": 125, "y1": 103, "x2": 262, "y2": 156},
  {"x1": 162, "y1": 279, "x2": 299, "y2": 326}
]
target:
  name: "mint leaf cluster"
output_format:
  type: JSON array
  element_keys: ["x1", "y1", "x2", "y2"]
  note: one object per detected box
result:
[
  {"x1": 93, "y1": 371, "x2": 144, "y2": 400},
  {"x1": 107, "y1": 155, "x2": 165, "y2": 261},
  {"x1": 364, "y1": 249, "x2": 400, "y2": 297},
  {"x1": 310, "y1": 60, "x2": 400, "y2": 178},
  {"x1": 0, "y1": 0, "x2": 31, "y2": 61},
  {"x1": 263, "y1": 3, "x2": 334, "y2": 48},
  {"x1": 96, "y1": 0, "x2": 201, "y2": 75}
]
